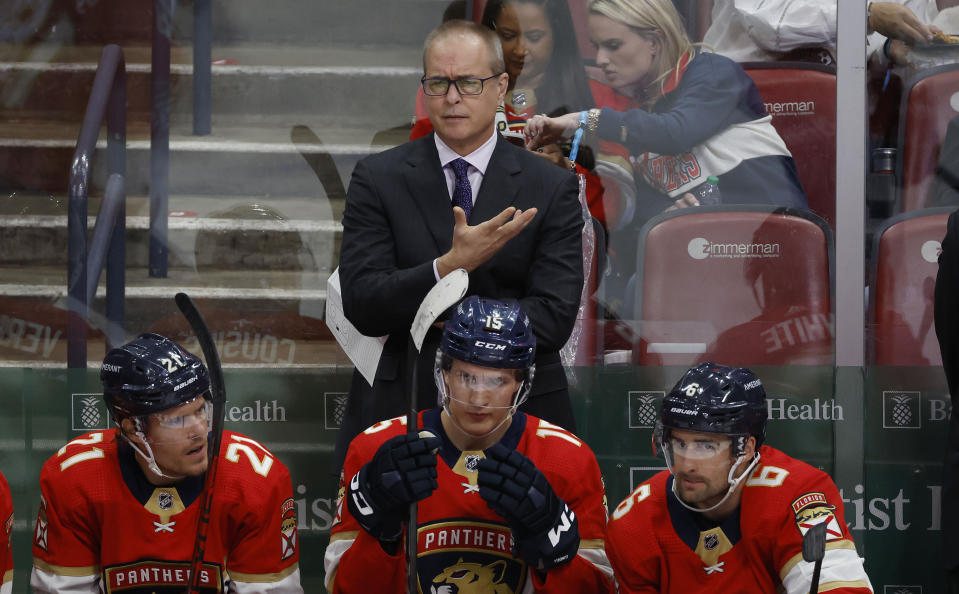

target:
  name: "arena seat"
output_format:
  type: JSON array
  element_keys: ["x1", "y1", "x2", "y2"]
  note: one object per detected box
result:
[
  {"x1": 897, "y1": 64, "x2": 959, "y2": 212},
  {"x1": 741, "y1": 62, "x2": 837, "y2": 227},
  {"x1": 869, "y1": 207, "x2": 952, "y2": 365},
  {"x1": 632, "y1": 206, "x2": 833, "y2": 367}
]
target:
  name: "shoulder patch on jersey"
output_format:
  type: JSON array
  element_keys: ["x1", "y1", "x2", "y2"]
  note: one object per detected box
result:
[
  {"x1": 332, "y1": 468, "x2": 346, "y2": 529},
  {"x1": 34, "y1": 493, "x2": 48, "y2": 551},
  {"x1": 792, "y1": 492, "x2": 843, "y2": 541},
  {"x1": 280, "y1": 497, "x2": 297, "y2": 561}
]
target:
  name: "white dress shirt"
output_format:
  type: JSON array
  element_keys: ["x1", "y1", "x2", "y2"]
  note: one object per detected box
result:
[{"x1": 431, "y1": 130, "x2": 499, "y2": 280}]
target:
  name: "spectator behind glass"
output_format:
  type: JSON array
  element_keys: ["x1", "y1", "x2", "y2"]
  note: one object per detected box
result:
[
  {"x1": 703, "y1": 0, "x2": 937, "y2": 65},
  {"x1": 707, "y1": 217, "x2": 834, "y2": 367},
  {"x1": 526, "y1": 0, "x2": 808, "y2": 310},
  {"x1": 481, "y1": 0, "x2": 595, "y2": 126},
  {"x1": 411, "y1": 0, "x2": 623, "y2": 231}
]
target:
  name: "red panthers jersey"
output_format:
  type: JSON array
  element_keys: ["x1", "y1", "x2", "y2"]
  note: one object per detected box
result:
[
  {"x1": 325, "y1": 409, "x2": 614, "y2": 593},
  {"x1": 31, "y1": 429, "x2": 301, "y2": 593},
  {"x1": 0, "y1": 470, "x2": 12, "y2": 594},
  {"x1": 607, "y1": 446, "x2": 873, "y2": 593}
]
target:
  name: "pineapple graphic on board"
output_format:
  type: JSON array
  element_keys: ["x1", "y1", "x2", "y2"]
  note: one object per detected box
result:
[
  {"x1": 891, "y1": 394, "x2": 913, "y2": 427},
  {"x1": 883, "y1": 391, "x2": 920, "y2": 429},
  {"x1": 634, "y1": 394, "x2": 658, "y2": 427},
  {"x1": 79, "y1": 396, "x2": 102, "y2": 429}
]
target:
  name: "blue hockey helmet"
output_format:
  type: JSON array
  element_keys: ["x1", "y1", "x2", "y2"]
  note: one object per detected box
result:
[
  {"x1": 101, "y1": 333, "x2": 210, "y2": 422},
  {"x1": 439, "y1": 296, "x2": 536, "y2": 371},
  {"x1": 658, "y1": 362, "x2": 767, "y2": 454}
]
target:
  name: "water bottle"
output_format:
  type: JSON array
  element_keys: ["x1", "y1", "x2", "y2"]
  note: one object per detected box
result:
[{"x1": 695, "y1": 175, "x2": 722, "y2": 206}]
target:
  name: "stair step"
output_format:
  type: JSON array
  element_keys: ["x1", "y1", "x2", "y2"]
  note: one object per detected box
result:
[
  {"x1": 1, "y1": 193, "x2": 345, "y2": 270},
  {"x1": 0, "y1": 43, "x2": 422, "y2": 121},
  {"x1": 4, "y1": 0, "x2": 449, "y2": 46},
  {"x1": 0, "y1": 266, "x2": 341, "y2": 367},
  {"x1": 0, "y1": 119, "x2": 412, "y2": 195}
]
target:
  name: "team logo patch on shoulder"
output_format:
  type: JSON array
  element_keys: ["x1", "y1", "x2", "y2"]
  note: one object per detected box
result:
[
  {"x1": 332, "y1": 469, "x2": 346, "y2": 528},
  {"x1": 417, "y1": 519, "x2": 526, "y2": 593},
  {"x1": 280, "y1": 497, "x2": 297, "y2": 561},
  {"x1": 34, "y1": 493, "x2": 48, "y2": 551},
  {"x1": 792, "y1": 492, "x2": 843, "y2": 541}
]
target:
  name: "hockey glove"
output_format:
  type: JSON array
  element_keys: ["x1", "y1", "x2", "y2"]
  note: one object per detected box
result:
[
  {"x1": 477, "y1": 443, "x2": 579, "y2": 570},
  {"x1": 347, "y1": 431, "x2": 442, "y2": 549}
]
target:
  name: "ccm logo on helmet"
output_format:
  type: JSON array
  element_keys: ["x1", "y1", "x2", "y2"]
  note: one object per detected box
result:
[{"x1": 474, "y1": 341, "x2": 507, "y2": 351}]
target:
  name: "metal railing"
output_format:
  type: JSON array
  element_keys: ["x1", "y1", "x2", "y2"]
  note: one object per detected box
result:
[
  {"x1": 150, "y1": 0, "x2": 212, "y2": 278},
  {"x1": 67, "y1": 44, "x2": 127, "y2": 369}
]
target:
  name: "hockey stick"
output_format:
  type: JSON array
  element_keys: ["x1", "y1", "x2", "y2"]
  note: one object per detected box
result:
[
  {"x1": 406, "y1": 269, "x2": 469, "y2": 594},
  {"x1": 801, "y1": 522, "x2": 827, "y2": 594},
  {"x1": 175, "y1": 292, "x2": 227, "y2": 594}
]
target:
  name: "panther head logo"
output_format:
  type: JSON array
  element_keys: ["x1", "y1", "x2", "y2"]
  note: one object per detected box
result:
[{"x1": 431, "y1": 558, "x2": 513, "y2": 594}]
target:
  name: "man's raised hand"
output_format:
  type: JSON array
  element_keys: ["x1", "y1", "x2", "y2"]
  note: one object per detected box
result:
[{"x1": 436, "y1": 205, "x2": 537, "y2": 277}]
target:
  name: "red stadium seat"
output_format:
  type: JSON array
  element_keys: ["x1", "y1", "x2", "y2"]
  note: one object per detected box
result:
[
  {"x1": 869, "y1": 208, "x2": 952, "y2": 365},
  {"x1": 632, "y1": 206, "x2": 833, "y2": 367},
  {"x1": 897, "y1": 64, "x2": 959, "y2": 212},
  {"x1": 742, "y1": 63, "x2": 837, "y2": 228}
]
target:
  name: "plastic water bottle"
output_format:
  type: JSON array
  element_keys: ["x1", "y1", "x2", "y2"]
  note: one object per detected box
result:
[{"x1": 695, "y1": 175, "x2": 722, "y2": 206}]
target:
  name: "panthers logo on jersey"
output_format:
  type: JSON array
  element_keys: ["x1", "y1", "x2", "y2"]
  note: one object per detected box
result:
[
  {"x1": 431, "y1": 558, "x2": 515, "y2": 594},
  {"x1": 280, "y1": 497, "x2": 297, "y2": 561},
  {"x1": 417, "y1": 519, "x2": 526, "y2": 593}
]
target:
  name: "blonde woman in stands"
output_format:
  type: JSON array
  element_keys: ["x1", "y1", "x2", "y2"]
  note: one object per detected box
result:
[{"x1": 526, "y1": 0, "x2": 807, "y2": 309}]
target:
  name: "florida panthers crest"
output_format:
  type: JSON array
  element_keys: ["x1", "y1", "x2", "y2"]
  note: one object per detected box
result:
[{"x1": 417, "y1": 519, "x2": 526, "y2": 593}]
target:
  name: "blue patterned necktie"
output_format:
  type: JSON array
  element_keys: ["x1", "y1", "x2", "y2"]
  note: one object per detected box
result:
[{"x1": 449, "y1": 158, "x2": 473, "y2": 220}]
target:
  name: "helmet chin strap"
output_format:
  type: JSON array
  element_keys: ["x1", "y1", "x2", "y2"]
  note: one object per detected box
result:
[
  {"x1": 670, "y1": 450, "x2": 762, "y2": 514},
  {"x1": 121, "y1": 418, "x2": 186, "y2": 482}
]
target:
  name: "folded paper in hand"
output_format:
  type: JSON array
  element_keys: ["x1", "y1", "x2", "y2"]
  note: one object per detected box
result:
[{"x1": 325, "y1": 268, "x2": 387, "y2": 386}]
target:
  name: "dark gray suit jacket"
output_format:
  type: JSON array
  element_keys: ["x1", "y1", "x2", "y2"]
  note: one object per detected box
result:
[
  {"x1": 333, "y1": 132, "x2": 584, "y2": 472},
  {"x1": 935, "y1": 208, "x2": 959, "y2": 573}
]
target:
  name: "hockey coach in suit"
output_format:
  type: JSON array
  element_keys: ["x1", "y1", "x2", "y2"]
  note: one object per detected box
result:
[{"x1": 333, "y1": 19, "x2": 584, "y2": 473}]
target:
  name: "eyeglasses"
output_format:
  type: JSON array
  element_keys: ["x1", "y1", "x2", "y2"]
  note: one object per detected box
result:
[{"x1": 421, "y1": 73, "x2": 503, "y2": 96}]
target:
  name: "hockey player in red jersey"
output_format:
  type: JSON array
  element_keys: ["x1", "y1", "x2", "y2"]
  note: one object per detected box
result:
[
  {"x1": 30, "y1": 333, "x2": 302, "y2": 593},
  {"x1": 0, "y1": 470, "x2": 12, "y2": 593},
  {"x1": 324, "y1": 296, "x2": 614, "y2": 593},
  {"x1": 607, "y1": 362, "x2": 873, "y2": 593}
]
